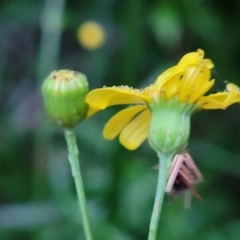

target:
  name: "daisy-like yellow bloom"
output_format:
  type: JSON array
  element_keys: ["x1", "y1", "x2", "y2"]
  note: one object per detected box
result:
[
  {"x1": 77, "y1": 21, "x2": 106, "y2": 50},
  {"x1": 86, "y1": 49, "x2": 238, "y2": 154}
]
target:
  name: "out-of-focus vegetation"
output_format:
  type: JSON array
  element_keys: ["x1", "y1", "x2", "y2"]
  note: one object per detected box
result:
[{"x1": 1, "y1": 0, "x2": 240, "y2": 239}]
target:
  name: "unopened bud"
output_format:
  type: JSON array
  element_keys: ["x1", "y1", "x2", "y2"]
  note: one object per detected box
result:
[{"x1": 42, "y1": 70, "x2": 89, "y2": 128}]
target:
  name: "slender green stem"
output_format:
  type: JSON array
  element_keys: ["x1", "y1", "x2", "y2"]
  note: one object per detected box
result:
[
  {"x1": 148, "y1": 153, "x2": 173, "y2": 240},
  {"x1": 64, "y1": 129, "x2": 93, "y2": 240}
]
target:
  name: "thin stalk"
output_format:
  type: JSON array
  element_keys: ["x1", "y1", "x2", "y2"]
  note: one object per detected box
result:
[
  {"x1": 148, "y1": 153, "x2": 173, "y2": 240},
  {"x1": 64, "y1": 129, "x2": 93, "y2": 240}
]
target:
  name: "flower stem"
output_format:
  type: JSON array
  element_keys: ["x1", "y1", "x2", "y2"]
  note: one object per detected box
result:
[
  {"x1": 148, "y1": 153, "x2": 173, "y2": 240},
  {"x1": 64, "y1": 129, "x2": 93, "y2": 240}
]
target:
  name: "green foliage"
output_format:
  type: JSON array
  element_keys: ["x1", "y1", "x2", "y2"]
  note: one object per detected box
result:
[{"x1": 1, "y1": 0, "x2": 240, "y2": 239}]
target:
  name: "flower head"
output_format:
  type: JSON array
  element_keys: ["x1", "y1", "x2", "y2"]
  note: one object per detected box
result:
[{"x1": 86, "y1": 50, "x2": 238, "y2": 153}]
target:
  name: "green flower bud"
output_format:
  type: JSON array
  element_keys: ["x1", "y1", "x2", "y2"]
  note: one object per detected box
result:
[
  {"x1": 42, "y1": 70, "x2": 89, "y2": 128},
  {"x1": 148, "y1": 96, "x2": 194, "y2": 155}
]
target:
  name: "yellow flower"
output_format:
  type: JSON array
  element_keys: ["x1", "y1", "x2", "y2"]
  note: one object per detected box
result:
[
  {"x1": 77, "y1": 21, "x2": 106, "y2": 50},
  {"x1": 86, "y1": 50, "x2": 238, "y2": 152}
]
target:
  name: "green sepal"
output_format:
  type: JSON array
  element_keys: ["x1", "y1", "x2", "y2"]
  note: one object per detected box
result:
[{"x1": 148, "y1": 96, "x2": 194, "y2": 155}]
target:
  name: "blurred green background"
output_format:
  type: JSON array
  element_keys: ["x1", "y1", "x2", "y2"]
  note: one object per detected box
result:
[{"x1": 1, "y1": 0, "x2": 240, "y2": 239}]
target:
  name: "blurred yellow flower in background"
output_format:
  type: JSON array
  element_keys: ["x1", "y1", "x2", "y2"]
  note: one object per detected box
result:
[{"x1": 77, "y1": 21, "x2": 106, "y2": 50}]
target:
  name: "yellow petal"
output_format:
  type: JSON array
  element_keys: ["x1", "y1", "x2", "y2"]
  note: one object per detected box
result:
[
  {"x1": 86, "y1": 87, "x2": 147, "y2": 110},
  {"x1": 189, "y1": 79, "x2": 214, "y2": 104},
  {"x1": 197, "y1": 94, "x2": 227, "y2": 109},
  {"x1": 201, "y1": 92, "x2": 229, "y2": 102},
  {"x1": 174, "y1": 50, "x2": 203, "y2": 73},
  {"x1": 103, "y1": 105, "x2": 147, "y2": 139},
  {"x1": 155, "y1": 66, "x2": 176, "y2": 86},
  {"x1": 162, "y1": 73, "x2": 181, "y2": 99},
  {"x1": 200, "y1": 102, "x2": 224, "y2": 109},
  {"x1": 179, "y1": 66, "x2": 211, "y2": 102},
  {"x1": 119, "y1": 109, "x2": 151, "y2": 150},
  {"x1": 174, "y1": 49, "x2": 214, "y2": 73},
  {"x1": 192, "y1": 67, "x2": 211, "y2": 87},
  {"x1": 197, "y1": 99, "x2": 225, "y2": 109},
  {"x1": 85, "y1": 106, "x2": 100, "y2": 118},
  {"x1": 178, "y1": 66, "x2": 197, "y2": 102},
  {"x1": 198, "y1": 83, "x2": 240, "y2": 109},
  {"x1": 224, "y1": 83, "x2": 239, "y2": 107},
  {"x1": 203, "y1": 59, "x2": 214, "y2": 69}
]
